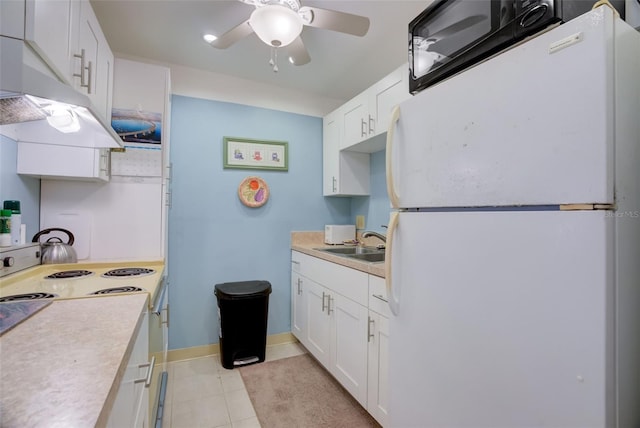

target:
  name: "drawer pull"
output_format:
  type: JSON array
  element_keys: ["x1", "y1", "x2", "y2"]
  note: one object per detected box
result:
[
  {"x1": 372, "y1": 294, "x2": 388, "y2": 303},
  {"x1": 368, "y1": 316, "x2": 375, "y2": 342},
  {"x1": 135, "y1": 356, "x2": 156, "y2": 388}
]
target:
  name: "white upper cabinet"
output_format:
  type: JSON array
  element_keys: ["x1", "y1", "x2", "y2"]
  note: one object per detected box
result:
[
  {"x1": 323, "y1": 108, "x2": 370, "y2": 196},
  {"x1": 368, "y1": 65, "x2": 410, "y2": 140},
  {"x1": 24, "y1": 0, "x2": 76, "y2": 80},
  {"x1": 322, "y1": 63, "x2": 409, "y2": 196},
  {"x1": 341, "y1": 91, "x2": 370, "y2": 149},
  {"x1": 1, "y1": 0, "x2": 25, "y2": 38},
  {"x1": 24, "y1": 0, "x2": 113, "y2": 122},
  {"x1": 17, "y1": 143, "x2": 110, "y2": 182},
  {"x1": 340, "y1": 64, "x2": 410, "y2": 153}
]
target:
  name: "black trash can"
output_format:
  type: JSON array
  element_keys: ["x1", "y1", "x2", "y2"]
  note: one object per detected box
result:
[{"x1": 214, "y1": 280, "x2": 272, "y2": 369}]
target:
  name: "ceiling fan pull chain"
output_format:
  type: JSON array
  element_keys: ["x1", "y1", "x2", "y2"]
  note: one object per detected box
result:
[{"x1": 273, "y1": 48, "x2": 279, "y2": 72}]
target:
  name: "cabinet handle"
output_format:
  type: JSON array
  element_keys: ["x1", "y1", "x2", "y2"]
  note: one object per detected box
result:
[
  {"x1": 372, "y1": 294, "x2": 388, "y2": 303},
  {"x1": 135, "y1": 356, "x2": 156, "y2": 388},
  {"x1": 327, "y1": 295, "x2": 334, "y2": 315},
  {"x1": 291, "y1": 260, "x2": 300, "y2": 265},
  {"x1": 73, "y1": 49, "x2": 87, "y2": 87},
  {"x1": 85, "y1": 60, "x2": 93, "y2": 94},
  {"x1": 361, "y1": 118, "x2": 367, "y2": 138},
  {"x1": 368, "y1": 316, "x2": 375, "y2": 342},
  {"x1": 297, "y1": 278, "x2": 302, "y2": 295},
  {"x1": 368, "y1": 115, "x2": 375, "y2": 135},
  {"x1": 332, "y1": 176, "x2": 337, "y2": 193},
  {"x1": 322, "y1": 291, "x2": 327, "y2": 312}
]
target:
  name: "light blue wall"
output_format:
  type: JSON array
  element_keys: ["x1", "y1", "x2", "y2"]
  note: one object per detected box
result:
[
  {"x1": 0, "y1": 136, "x2": 40, "y2": 239},
  {"x1": 168, "y1": 95, "x2": 351, "y2": 350},
  {"x1": 352, "y1": 150, "x2": 390, "y2": 233}
]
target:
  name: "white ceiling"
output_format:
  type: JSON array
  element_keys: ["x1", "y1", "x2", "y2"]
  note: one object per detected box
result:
[{"x1": 90, "y1": 0, "x2": 431, "y2": 103}]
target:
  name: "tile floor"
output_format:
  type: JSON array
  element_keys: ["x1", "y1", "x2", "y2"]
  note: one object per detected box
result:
[{"x1": 163, "y1": 342, "x2": 307, "y2": 428}]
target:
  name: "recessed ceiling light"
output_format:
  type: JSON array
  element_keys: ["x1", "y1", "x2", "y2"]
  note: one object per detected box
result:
[{"x1": 203, "y1": 34, "x2": 217, "y2": 43}]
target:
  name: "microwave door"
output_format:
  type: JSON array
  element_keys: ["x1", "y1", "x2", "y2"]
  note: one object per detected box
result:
[{"x1": 412, "y1": 14, "x2": 488, "y2": 78}]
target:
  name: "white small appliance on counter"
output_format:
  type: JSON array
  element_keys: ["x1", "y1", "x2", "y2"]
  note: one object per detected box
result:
[{"x1": 324, "y1": 225, "x2": 355, "y2": 244}]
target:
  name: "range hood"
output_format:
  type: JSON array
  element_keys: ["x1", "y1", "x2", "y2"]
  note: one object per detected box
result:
[{"x1": 0, "y1": 36, "x2": 122, "y2": 149}]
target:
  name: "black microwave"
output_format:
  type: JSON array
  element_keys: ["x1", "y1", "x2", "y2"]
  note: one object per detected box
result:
[{"x1": 408, "y1": 0, "x2": 626, "y2": 94}]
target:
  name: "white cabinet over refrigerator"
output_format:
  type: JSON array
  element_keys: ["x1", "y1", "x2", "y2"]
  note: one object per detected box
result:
[{"x1": 384, "y1": 6, "x2": 640, "y2": 428}]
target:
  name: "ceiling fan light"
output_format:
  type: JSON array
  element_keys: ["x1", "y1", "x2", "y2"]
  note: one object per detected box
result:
[{"x1": 249, "y1": 5, "x2": 303, "y2": 48}]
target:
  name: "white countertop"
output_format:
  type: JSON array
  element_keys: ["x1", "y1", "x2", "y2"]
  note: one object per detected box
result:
[
  {"x1": 0, "y1": 294, "x2": 148, "y2": 427},
  {"x1": 291, "y1": 231, "x2": 385, "y2": 278}
]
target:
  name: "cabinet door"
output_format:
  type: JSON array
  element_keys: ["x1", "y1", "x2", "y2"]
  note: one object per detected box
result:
[
  {"x1": 367, "y1": 311, "x2": 390, "y2": 426},
  {"x1": 108, "y1": 310, "x2": 149, "y2": 428},
  {"x1": 330, "y1": 293, "x2": 369, "y2": 407},
  {"x1": 75, "y1": 0, "x2": 99, "y2": 105},
  {"x1": 95, "y1": 31, "x2": 114, "y2": 122},
  {"x1": 341, "y1": 92, "x2": 369, "y2": 149},
  {"x1": 323, "y1": 108, "x2": 370, "y2": 196},
  {"x1": 305, "y1": 280, "x2": 332, "y2": 368},
  {"x1": 1, "y1": 0, "x2": 25, "y2": 38},
  {"x1": 369, "y1": 64, "x2": 410, "y2": 138},
  {"x1": 323, "y1": 110, "x2": 341, "y2": 196},
  {"x1": 17, "y1": 142, "x2": 109, "y2": 181},
  {"x1": 291, "y1": 270, "x2": 306, "y2": 342},
  {"x1": 24, "y1": 0, "x2": 75, "y2": 82}
]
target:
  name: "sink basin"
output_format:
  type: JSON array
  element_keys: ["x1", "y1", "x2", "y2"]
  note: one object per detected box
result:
[
  {"x1": 347, "y1": 253, "x2": 385, "y2": 263},
  {"x1": 315, "y1": 246, "x2": 381, "y2": 255}
]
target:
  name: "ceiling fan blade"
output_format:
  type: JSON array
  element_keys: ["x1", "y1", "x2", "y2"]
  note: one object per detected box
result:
[
  {"x1": 209, "y1": 19, "x2": 254, "y2": 49},
  {"x1": 287, "y1": 36, "x2": 311, "y2": 66},
  {"x1": 299, "y1": 6, "x2": 370, "y2": 37}
]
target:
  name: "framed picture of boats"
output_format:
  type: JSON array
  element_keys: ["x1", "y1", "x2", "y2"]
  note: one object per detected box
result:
[{"x1": 223, "y1": 137, "x2": 288, "y2": 171}]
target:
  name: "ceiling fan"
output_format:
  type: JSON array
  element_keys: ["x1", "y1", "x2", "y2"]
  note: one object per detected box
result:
[{"x1": 207, "y1": 0, "x2": 370, "y2": 71}]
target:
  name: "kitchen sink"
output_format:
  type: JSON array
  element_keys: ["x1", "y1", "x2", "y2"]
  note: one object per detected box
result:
[
  {"x1": 315, "y1": 246, "x2": 382, "y2": 255},
  {"x1": 315, "y1": 246, "x2": 385, "y2": 263},
  {"x1": 348, "y1": 253, "x2": 385, "y2": 263}
]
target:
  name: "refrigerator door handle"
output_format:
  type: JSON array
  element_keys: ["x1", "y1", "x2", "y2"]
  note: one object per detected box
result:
[
  {"x1": 385, "y1": 211, "x2": 400, "y2": 315},
  {"x1": 386, "y1": 105, "x2": 401, "y2": 209}
]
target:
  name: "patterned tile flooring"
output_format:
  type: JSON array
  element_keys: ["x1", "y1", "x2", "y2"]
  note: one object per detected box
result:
[{"x1": 163, "y1": 342, "x2": 307, "y2": 427}]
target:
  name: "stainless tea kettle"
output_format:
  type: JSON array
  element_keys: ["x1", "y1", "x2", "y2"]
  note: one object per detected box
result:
[{"x1": 32, "y1": 228, "x2": 78, "y2": 264}]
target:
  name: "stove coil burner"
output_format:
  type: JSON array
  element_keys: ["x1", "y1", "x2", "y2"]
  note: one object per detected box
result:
[
  {"x1": 102, "y1": 268, "x2": 155, "y2": 278},
  {"x1": 89, "y1": 286, "x2": 145, "y2": 295},
  {"x1": 45, "y1": 270, "x2": 94, "y2": 280},
  {"x1": 0, "y1": 293, "x2": 58, "y2": 302}
]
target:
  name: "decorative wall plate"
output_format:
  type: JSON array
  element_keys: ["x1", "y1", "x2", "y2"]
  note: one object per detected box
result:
[{"x1": 238, "y1": 176, "x2": 269, "y2": 208}]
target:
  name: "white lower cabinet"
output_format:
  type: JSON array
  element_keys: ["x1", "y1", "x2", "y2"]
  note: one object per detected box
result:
[
  {"x1": 367, "y1": 275, "x2": 390, "y2": 426},
  {"x1": 291, "y1": 251, "x2": 372, "y2": 409},
  {"x1": 331, "y1": 291, "x2": 369, "y2": 405},
  {"x1": 291, "y1": 270, "x2": 306, "y2": 342},
  {"x1": 108, "y1": 309, "x2": 150, "y2": 428},
  {"x1": 305, "y1": 278, "x2": 332, "y2": 368}
]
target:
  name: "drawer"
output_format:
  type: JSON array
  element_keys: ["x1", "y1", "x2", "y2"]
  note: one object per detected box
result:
[
  {"x1": 292, "y1": 250, "x2": 368, "y2": 305},
  {"x1": 368, "y1": 274, "x2": 390, "y2": 318}
]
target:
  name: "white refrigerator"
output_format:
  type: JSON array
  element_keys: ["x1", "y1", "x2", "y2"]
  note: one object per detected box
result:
[{"x1": 384, "y1": 6, "x2": 640, "y2": 428}]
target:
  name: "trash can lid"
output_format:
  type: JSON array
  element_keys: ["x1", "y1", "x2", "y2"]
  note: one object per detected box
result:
[{"x1": 214, "y1": 280, "x2": 272, "y2": 299}]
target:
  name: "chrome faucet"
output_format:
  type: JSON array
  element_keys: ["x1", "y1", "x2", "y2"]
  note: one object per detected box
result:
[{"x1": 361, "y1": 230, "x2": 386, "y2": 243}]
